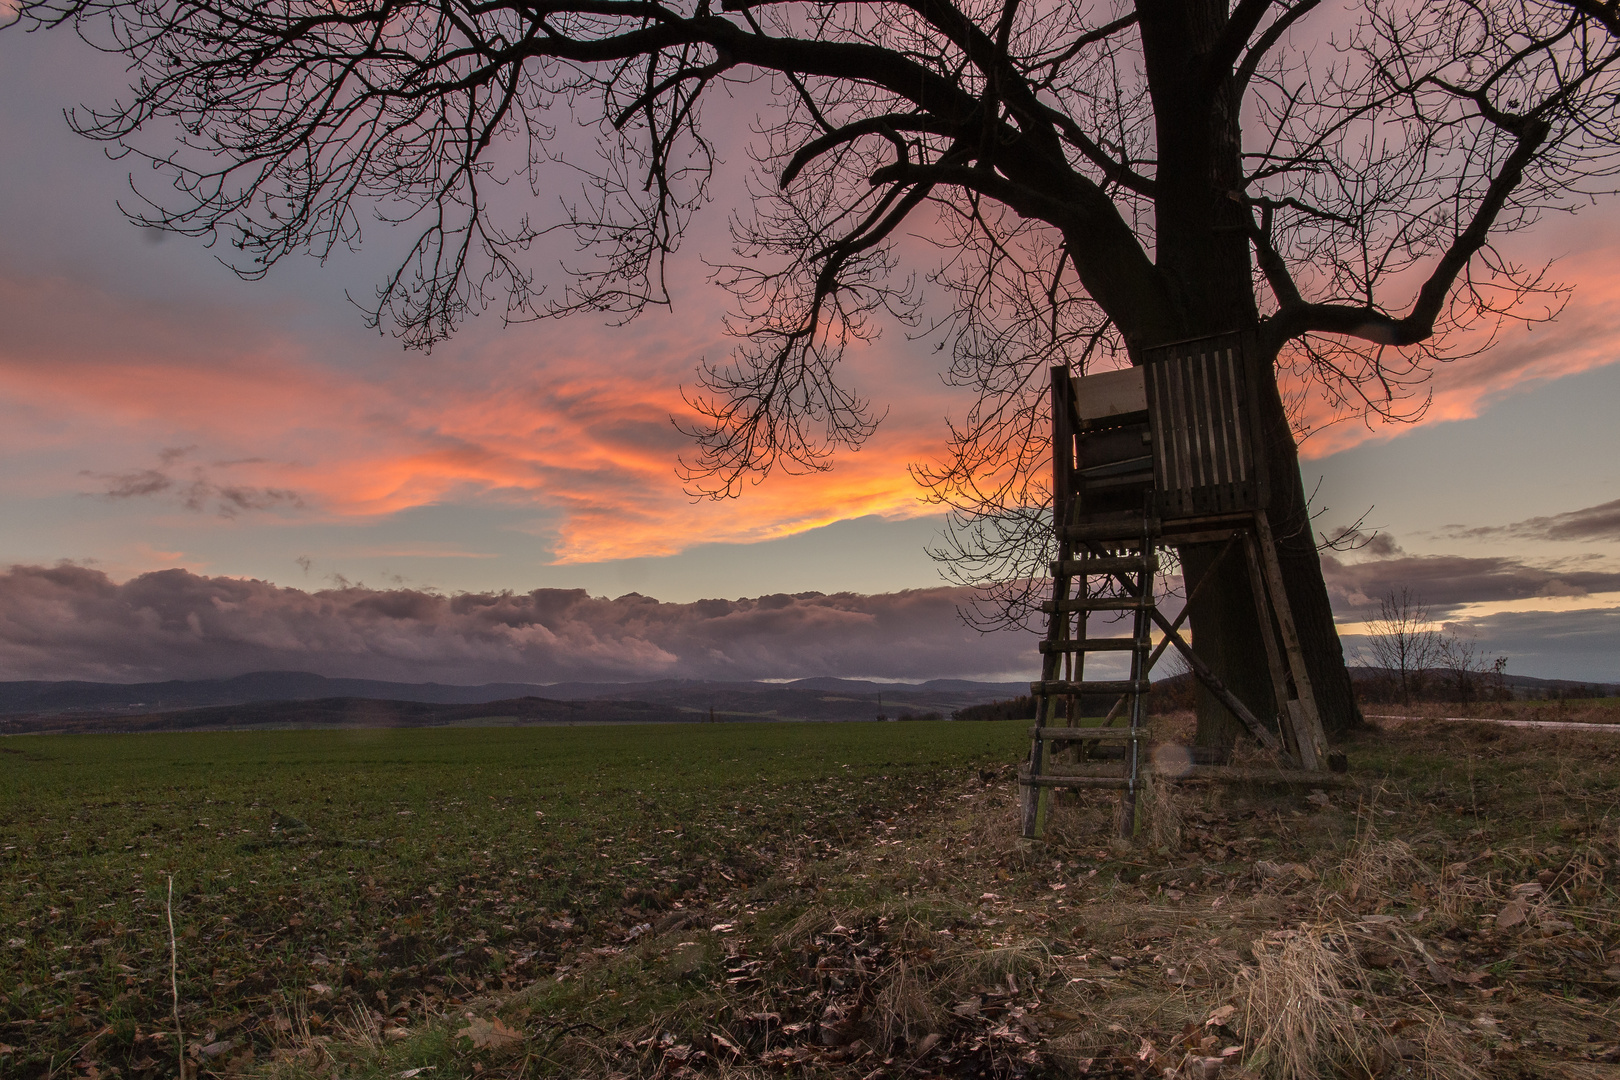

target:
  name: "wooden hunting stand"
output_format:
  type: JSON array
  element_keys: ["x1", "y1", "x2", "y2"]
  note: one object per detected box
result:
[{"x1": 1018, "y1": 330, "x2": 1333, "y2": 840}]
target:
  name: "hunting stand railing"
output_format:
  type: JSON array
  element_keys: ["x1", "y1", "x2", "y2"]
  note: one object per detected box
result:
[{"x1": 1019, "y1": 330, "x2": 1333, "y2": 840}]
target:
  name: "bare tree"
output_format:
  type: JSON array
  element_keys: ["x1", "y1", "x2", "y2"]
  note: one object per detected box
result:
[
  {"x1": 12, "y1": 0, "x2": 1620, "y2": 746},
  {"x1": 1436, "y1": 633, "x2": 1511, "y2": 710},
  {"x1": 1365, "y1": 587, "x2": 1440, "y2": 706}
]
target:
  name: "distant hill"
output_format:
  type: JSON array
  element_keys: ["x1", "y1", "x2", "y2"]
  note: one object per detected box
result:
[
  {"x1": 0, "y1": 695, "x2": 693, "y2": 736},
  {"x1": 0, "y1": 671, "x2": 1033, "y2": 734}
]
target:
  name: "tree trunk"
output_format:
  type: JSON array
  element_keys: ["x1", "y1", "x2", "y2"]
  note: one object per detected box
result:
[{"x1": 1131, "y1": 0, "x2": 1362, "y2": 752}]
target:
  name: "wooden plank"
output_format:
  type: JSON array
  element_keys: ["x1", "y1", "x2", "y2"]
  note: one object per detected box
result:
[
  {"x1": 1028, "y1": 726, "x2": 1145, "y2": 742},
  {"x1": 1022, "y1": 775, "x2": 1133, "y2": 790},
  {"x1": 1059, "y1": 519, "x2": 1152, "y2": 542},
  {"x1": 1158, "y1": 765, "x2": 1357, "y2": 787},
  {"x1": 1071, "y1": 366, "x2": 1147, "y2": 422},
  {"x1": 1254, "y1": 513, "x2": 1329, "y2": 771},
  {"x1": 1031, "y1": 679, "x2": 1151, "y2": 696},
  {"x1": 1041, "y1": 596, "x2": 1150, "y2": 613},
  {"x1": 1039, "y1": 637, "x2": 1143, "y2": 653},
  {"x1": 1157, "y1": 527, "x2": 1247, "y2": 546},
  {"x1": 1052, "y1": 555, "x2": 1156, "y2": 576},
  {"x1": 1241, "y1": 529, "x2": 1301, "y2": 764}
]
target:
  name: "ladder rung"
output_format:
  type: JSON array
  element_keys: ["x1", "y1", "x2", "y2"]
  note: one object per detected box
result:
[
  {"x1": 1031, "y1": 679, "x2": 1151, "y2": 696},
  {"x1": 1029, "y1": 725, "x2": 1144, "y2": 741},
  {"x1": 1041, "y1": 597, "x2": 1150, "y2": 612},
  {"x1": 1052, "y1": 555, "x2": 1157, "y2": 576},
  {"x1": 1039, "y1": 638, "x2": 1144, "y2": 653}
]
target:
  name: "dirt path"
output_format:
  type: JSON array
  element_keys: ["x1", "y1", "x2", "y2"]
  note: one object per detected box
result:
[{"x1": 1367, "y1": 713, "x2": 1620, "y2": 732}]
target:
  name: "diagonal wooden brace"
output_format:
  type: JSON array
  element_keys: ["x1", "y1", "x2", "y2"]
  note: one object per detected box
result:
[
  {"x1": 1094, "y1": 532, "x2": 1241, "y2": 728},
  {"x1": 1147, "y1": 611, "x2": 1285, "y2": 755}
]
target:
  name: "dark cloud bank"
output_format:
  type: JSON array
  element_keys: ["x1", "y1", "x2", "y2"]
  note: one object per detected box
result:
[
  {"x1": 1321, "y1": 552, "x2": 1620, "y2": 616},
  {"x1": 8, "y1": 543, "x2": 1620, "y2": 684},
  {"x1": 1444, "y1": 498, "x2": 1620, "y2": 543},
  {"x1": 0, "y1": 564, "x2": 1034, "y2": 684},
  {"x1": 1321, "y1": 545, "x2": 1620, "y2": 681}
]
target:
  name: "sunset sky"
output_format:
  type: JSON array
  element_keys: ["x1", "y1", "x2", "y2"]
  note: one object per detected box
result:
[{"x1": 2, "y1": 19, "x2": 1618, "y2": 686}]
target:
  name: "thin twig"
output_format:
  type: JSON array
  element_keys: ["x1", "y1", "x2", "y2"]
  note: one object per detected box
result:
[{"x1": 168, "y1": 875, "x2": 185, "y2": 1080}]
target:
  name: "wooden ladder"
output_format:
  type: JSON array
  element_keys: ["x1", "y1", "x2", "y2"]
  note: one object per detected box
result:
[{"x1": 1019, "y1": 509, "x2": 1158, "y2": 840}]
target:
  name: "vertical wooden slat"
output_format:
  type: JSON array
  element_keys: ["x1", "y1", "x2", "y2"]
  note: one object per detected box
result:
[
  {"x1": 1226, "y1": 346, "x2": 1250, "y2": 489},
  {"x1": 1188, "y1": 350, "x2": 1210, "y2": 492},
  {"x1": 1211, "y1": 351, "x2": 1231, "y2": 495},
  {"x1": 1176, "y1": 351, "x2": 1195, "y2": 493},
  {"x1": 1147, "y1": 363, "x2": 1170, "y2": 499},
  {"x1": 1176, "y1": 350, "x2": 1200, "y2": 512},
  {"x1": 1211, "y1": 351, "x2": 1231, "y2": 488}
]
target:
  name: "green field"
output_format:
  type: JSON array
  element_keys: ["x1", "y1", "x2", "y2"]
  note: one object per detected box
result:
[{"x1": 0, "y1": 721, "x2": 1026, "y2": 1077}]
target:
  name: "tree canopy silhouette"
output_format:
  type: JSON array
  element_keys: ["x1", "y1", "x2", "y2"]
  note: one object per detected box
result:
[{"x1": 13, "y1": 0, "x2": 1620, "y2": 742}]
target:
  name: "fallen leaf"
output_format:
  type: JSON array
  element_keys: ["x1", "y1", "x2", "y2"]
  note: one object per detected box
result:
[
  {"x1": 1184, "y1": 1055, "x2": 1229, "y2": 1079},
  {"x1": 1496, "y1": 900, "x2": 1527, "y2": 929},
  {"x1": 1205, "y1": 1005, "x2": 1237, "y2": 1027},
  {"x1": 199, "y1": 1040, "x2": 236, "y2": 1059},
  {"x1": 1423, "y1": 956, "x2": 1461, "y2": 985},
  {"x1": 459, "y1": 1016, "x2": 523, "y2": 1050}
]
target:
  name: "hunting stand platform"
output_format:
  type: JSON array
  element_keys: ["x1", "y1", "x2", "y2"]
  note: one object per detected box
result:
[{"x1": 1018, "y1": 331, "x2": 1334, "y2": 840}]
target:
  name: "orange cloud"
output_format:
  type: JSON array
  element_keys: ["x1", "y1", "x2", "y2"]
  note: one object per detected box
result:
[
  {"x1": 8, "y1": 209, "x2": 1613, "y2": 570},
  {"x1": 0, "y1": 272, "x2": 950, "y2": 564}
]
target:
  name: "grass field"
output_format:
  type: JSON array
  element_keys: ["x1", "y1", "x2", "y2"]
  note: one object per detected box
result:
[
  {"x1": 3, "y1": 715, "x2": 1619, "y2": 1080},
  {"x1": 0, "y1": 722, "x2": 1025, "y2": 1077}
]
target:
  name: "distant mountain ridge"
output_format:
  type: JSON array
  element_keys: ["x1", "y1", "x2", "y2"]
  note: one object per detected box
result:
[{"x1": 0, "y1": 670, "x2": 1031, "y2": 721}]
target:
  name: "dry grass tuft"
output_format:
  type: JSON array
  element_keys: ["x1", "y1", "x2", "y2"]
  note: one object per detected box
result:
[
  {"x1": 1404, "y1": 1010, "x2": 1488, "y2": 1080},
  {"x1": 1236, "y1": 926, "x2": 1378, "y2": 1080},
  {"x1": 770, "y1": 904, "x2": 840, "y2": 951},
  {"x1": 941, "y1": 941, "x2": 1048, "y2": 996},
  {"x1": 871, "y1": 955, "x2": 943, "y2": 1048},
  {"x1": 1140, "y1": 773, "x2": 1183, "y2": 853},
  {"x1": 1339, "y1": 825, "x2": 1430, "y2": 904}
]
